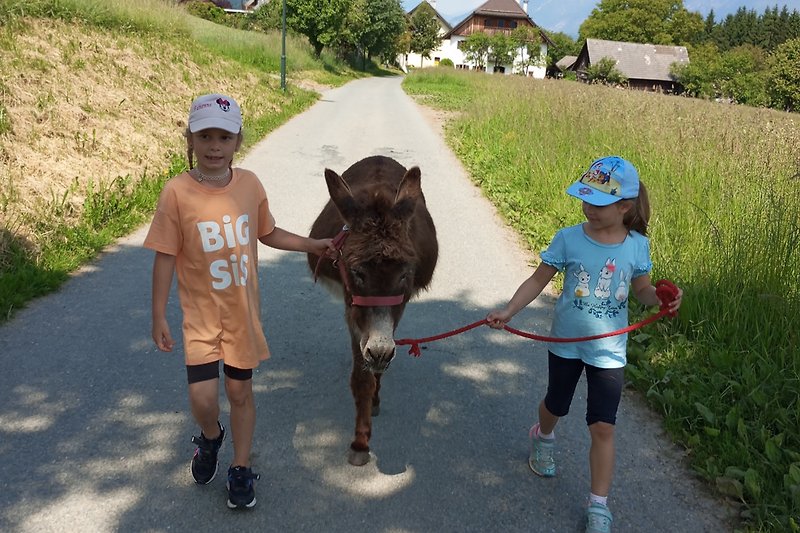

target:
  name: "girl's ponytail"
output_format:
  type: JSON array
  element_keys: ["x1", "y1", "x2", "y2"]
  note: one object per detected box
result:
[{"x1": 624, "y1": 182, "x2": 650, "y2": 235}]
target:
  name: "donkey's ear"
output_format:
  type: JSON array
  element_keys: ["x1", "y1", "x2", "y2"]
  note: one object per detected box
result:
[
  {"x1": 325, "y1": 168, "x2": 357, "y2": 221},
  {"x1": 393, "y1": 166, "x2": 422, "y2": 219}
]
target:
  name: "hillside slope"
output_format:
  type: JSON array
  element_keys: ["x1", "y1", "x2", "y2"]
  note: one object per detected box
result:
[{"x1": 0, "y1": 16, "x2": 315, "y2": 237}]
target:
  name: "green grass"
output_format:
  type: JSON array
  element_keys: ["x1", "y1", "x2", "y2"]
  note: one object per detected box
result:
[
  {"x1": 0, "y1": 0, "x2": 189, "y2": 34},
  {"x1": 404, "y1": 68, "x2": 800, "y2": 532},
  {"x1": 0, "y1": 157, "x2": 181, "y2": 318}
]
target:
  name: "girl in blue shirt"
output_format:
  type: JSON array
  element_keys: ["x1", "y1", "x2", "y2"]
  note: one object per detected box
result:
[{"x1": 487, "y1": 156, "x2": 682, "y2": 533}]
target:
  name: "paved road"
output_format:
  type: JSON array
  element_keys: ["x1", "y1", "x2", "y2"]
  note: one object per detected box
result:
[{"x1": 0, "y1": 77, "x2": 734, "y2": 532}]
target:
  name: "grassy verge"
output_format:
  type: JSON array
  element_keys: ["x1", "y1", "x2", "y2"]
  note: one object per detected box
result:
[
  {"x1": 0, "y1": 0, "x2": 361, "y2": 320},
  {"x1": 403, "y1": 68, "x2": 800, "y2": 532}
]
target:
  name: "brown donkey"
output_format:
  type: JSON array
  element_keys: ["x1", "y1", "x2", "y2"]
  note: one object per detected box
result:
[{"x1": 308, "y1": 155, "x2": 438, "y2": 465}]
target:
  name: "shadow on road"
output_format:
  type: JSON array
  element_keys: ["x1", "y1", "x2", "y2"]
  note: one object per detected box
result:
[{"x1": 0, "y1": 237, "x2": 728, "y2": 533}]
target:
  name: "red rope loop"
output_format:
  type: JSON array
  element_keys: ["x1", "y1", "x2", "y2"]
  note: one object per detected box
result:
[{"x1": 395, "y1": 279, "x2": 679, "y2": 357}]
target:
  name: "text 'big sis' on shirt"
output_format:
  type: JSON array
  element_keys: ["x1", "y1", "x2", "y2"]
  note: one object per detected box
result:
[{"x1": 144, "y1": 169, "x2": 276, "y2": 369}]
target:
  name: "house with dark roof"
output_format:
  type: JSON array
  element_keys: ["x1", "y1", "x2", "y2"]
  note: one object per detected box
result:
[
  {"x1": 402, "y1": 0, "x2": 552, "y2": 78},
  {"x1": 571, "y1": 38, "x2": 690, "y2": 92},
  {"x1": 553, "y1": 54, "x2": 577, "y2": 77}
]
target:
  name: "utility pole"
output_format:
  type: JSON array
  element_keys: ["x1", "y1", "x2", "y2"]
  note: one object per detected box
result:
[{"x1": 280, "y1": 0, "x2": 287, "y2": 91}]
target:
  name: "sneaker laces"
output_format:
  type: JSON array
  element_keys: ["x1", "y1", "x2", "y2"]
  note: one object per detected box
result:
[
  {"x1": 191, "y1": 434, "x2": 220, "y2": 460},
  {"x1": 587, "y1": 505, "x2": 612, "y2": 532},
  {"x1": 230, "y1": 467, "x2": 261, "y2": 483},
  {"x1": 535, "y1": 438, "x2": 554, "y2": 463}
]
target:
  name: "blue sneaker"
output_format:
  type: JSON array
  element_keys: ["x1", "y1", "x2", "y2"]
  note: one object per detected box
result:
[
  {"x1": 586, "y1": 502, "x2": 613, "y2": 533},
  {"x1": 528, "y1": 423, "x2": 556, "y2": 477},
  {"x1": 226, "y1": 465, "x2": 260, "y2": 509},
  {"x1": 190, "y1": 421, "x2": 225, "y2": 485}
]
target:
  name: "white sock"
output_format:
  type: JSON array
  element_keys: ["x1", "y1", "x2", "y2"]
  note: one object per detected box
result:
[
  {"x1": 589, "y1": 493, "x2": 608, "y2": 507},
  {"x1": 536, "y1": 425, "x2": 555, "y2": 440}
]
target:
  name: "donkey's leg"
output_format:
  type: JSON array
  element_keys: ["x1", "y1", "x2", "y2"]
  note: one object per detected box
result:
[
  {"x1": 349, "y1": 350, "x2": 375, "y2": 466},
  {"x1": 371, "y1": 373, "x2": 383, "y2": 416}
]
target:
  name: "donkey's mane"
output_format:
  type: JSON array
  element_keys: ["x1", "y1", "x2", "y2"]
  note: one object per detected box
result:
[{"x1": 344, "y1": 185, "x2": 417, "y2": 264}]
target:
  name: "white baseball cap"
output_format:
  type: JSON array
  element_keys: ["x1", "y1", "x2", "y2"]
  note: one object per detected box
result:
[{"x1": 188, "y1": 93, "x2": 242, "y2": 134}]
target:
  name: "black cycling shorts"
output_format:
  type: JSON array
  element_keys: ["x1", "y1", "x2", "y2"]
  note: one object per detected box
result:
[
  {"x1": 542, "y1": 351, "x2": 624, "y2": 426},
  {"x1": 186, "y1": 361, "x2": 253, "y2": 384}
]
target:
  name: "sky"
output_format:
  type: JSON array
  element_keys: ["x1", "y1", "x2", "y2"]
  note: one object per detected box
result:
[{"x1": 401, "y1": 0, "x2": 800, "y2": 37}]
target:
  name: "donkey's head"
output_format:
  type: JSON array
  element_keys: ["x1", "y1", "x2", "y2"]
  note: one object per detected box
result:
[{"x1": 324, "y1": 165, "x2": 423, "y2": 373}]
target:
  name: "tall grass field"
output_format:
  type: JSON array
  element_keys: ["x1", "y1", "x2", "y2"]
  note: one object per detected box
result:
[{"x1": 403, "y1": 69, "x2": 800, "y2": 532}]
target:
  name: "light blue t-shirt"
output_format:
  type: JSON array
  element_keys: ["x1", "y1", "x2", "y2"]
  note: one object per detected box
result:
[{"x1": 540, "y1": 223, "x2": 652, "y2": 368}]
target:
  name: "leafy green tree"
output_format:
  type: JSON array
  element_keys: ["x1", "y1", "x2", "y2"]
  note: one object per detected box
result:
[
  {"x1": 511, "y1": 26, "x2": 546, "y2": 73},
  {"x1": 543, "y1": 30, "x2": 579, "y2": 69},
  {"x1": 767, "y1": 37, "x2": 800, "y2": 111},
  {"x1": 462, "y1": 32, "x2": 491, "y2": 70},
  {"x1": 408, "y1": 3, "x2": 441, "y2": 66},
  {"x1": 671, "y1": 42, "x2": 722, "y2": 97},
  {"x1": 672, "y1": 43, "x2": 768, "y2": 105},
  {"x1": 348, "y1": 0, "x2": 406, "y2": 68},
  {"x1": 184, "y1": 1, "x2": 228, "y2": 24},
  {"x1": 670, "y1": 8, "x2": 705, "y2": 45},
  {"x1": 716, "y1": 44, "x2": 769, "y2": 106},
  {"x1": 488, "y1": 32, "x2": 515, "y2": 72},
  {"x1": 243, "y1": 0, "x2": 282, "y2": 31},
  {"x1": 579, "y1": 0, "x2": 700, "y2": 45},
  {"x1": 286, "y1": 0, "x2": 353, "y2": 57},
  {"x1": 585, "y1": 56, "x2": 627, "y2": 85}
]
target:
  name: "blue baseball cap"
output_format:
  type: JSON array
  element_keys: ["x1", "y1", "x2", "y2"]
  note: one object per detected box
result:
[{"x1": 566, "y1": 156, "x2": 640, "y2": 206}]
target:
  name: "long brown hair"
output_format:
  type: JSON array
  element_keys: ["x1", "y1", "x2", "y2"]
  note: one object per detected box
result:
[{"x1": 623, "y1": 182, "x2": 650, "y2": 236}]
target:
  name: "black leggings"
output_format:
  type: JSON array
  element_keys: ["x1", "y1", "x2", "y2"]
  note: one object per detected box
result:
[
  {"x1": 543, "y1": 351, "x2": 624, "y2": 426},
  {"x1": 186, "y1": 361, "x2": 253, "y2": 384}
]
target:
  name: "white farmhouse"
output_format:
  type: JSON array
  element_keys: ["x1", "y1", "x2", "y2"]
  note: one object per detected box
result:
[{"x1": 401, "y1": 0, "x2": 552, "y2": 78}]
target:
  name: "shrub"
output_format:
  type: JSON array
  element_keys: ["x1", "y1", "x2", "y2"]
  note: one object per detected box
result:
[{"x1": 183, "y1": 0, "x2": 228, "y2": 25}]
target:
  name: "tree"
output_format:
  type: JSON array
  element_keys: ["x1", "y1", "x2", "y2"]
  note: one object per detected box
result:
[
  {"x1": 579, "y1": 0, "x2": 700, "y2": 45},
  {"x1": 512, "y1": 26, "x2": 547, "y2": 74},
  {"x1": 286, "y1": 0, "x2": 353, "y2": 57},
  {"x1": 767, "y1": 37, "x2": 800, "y2": 111},
  {"x1": 487, "y1": 32, "x2": 515, "y2": 73},
  {"x1": 585, "y1": 56, "x2": 627, "y2": 85},
  {"x1": 716, "y1": 44, "x2": 769, "y2": 106},
  {"x1": 408, "y1": 3, "x2": 440, "y2": 67},
  {"x1": 348, "y1": 0, "x2": 407, "y2": 68},
  {"x1": 462, "y1": 32, "x2": 491, "y2": 70},
  {"x1": 671, "y1": 42, "x2": 722, "y2": 98},
  {"x1": 543, "y1": 30, "x2": 579, "y2": 70}
]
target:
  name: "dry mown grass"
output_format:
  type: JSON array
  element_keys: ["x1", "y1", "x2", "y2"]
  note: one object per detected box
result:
[{"x1": 0, "y1": 17, "x2": 278, "y2": 239}]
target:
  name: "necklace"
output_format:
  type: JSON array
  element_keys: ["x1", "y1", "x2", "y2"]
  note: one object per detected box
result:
[{"x1": 193, "y1": 168, "x2": 231, "y2": 183}]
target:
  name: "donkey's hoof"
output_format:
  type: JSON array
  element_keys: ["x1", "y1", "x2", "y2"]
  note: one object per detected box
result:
[{"x1": 348, "y1": 448, "x2": 371, "y2": 466}]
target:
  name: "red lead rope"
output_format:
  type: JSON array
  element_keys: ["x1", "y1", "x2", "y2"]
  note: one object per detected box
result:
[{"x1": 395, "y1": 279, "x2": 680, "y2": 357}]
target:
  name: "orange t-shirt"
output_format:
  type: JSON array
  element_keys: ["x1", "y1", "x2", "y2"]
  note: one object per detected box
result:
[{"x1": 144, "y1": 169, "x2": 276, "y2": 369}]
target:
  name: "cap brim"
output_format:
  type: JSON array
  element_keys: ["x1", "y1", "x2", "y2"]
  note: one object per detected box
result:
[
  {"x1": 188, "y1": 117, "x2": 241, "y2": 134},
  {"x1": 566, "y1": 181, "x2": 621, "y2": 206}
]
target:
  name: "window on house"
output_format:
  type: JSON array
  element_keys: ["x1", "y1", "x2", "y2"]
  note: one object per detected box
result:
[
  {"x1": 485, "y1": 18, "x2": 493, "y2": 27},
  {"x1": 510, "y1": 21, "x2": 517, "y2": 28},
  {"x1": 497, "y1": 20, "x2": 505, "y2": 28}
]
